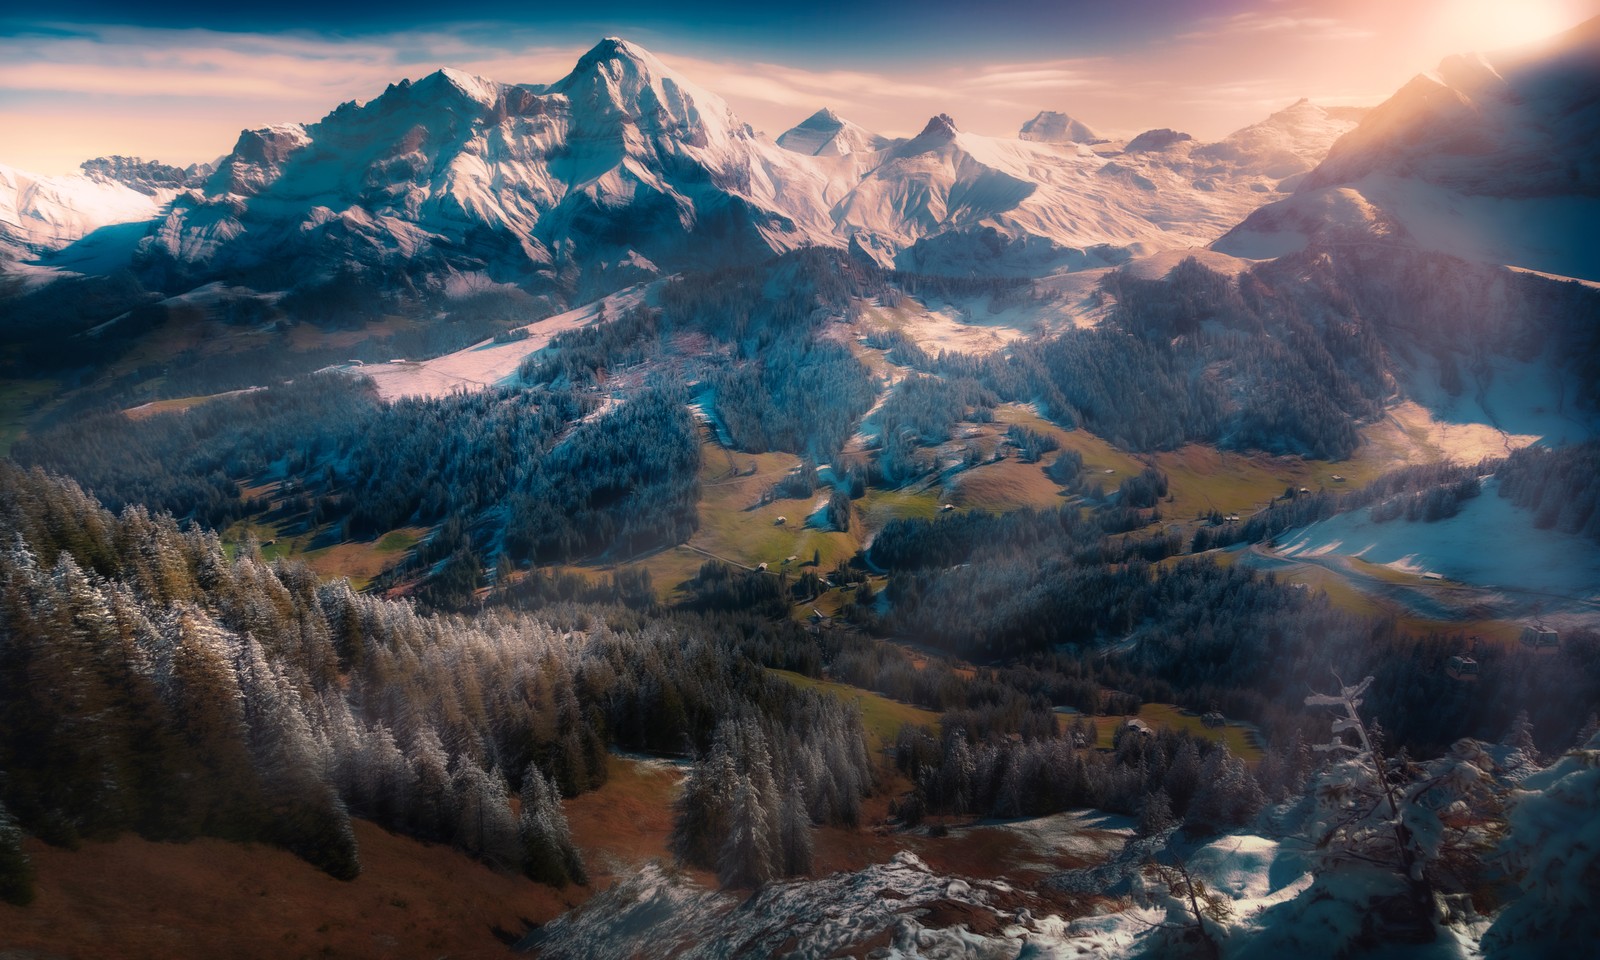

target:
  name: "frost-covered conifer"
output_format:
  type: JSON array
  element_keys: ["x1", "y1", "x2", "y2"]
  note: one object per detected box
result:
[
  {"x1": 718, "y1": 772, "x2": 776, "y2": 889},
  {"x1": 520, "y1": 765, "x2": 586, "y2": 887},
  {"x1": 778, "y1": 774, "x2": 814, "y2": 877},
  {"x1": 1483, "y1": 731, "x2": 1600, "y2": 956}
]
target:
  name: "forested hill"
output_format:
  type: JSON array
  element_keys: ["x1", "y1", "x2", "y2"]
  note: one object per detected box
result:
[{"x1": 0, "y1": 463, "x2": 873, "y2": 896}]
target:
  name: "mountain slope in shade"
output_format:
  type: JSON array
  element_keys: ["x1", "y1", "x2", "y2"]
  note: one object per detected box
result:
[
  {"x1": 1215, "y1": 16, "x2": 1600, "y2": 280},
  {"x1": 1018, "y1": 110, "x2": 1100, "y2": 144}
]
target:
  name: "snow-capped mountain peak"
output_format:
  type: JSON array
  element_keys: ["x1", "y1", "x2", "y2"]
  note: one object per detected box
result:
[
  {"x1": 420, "y1": 66, "x2": 503, "y2": 107},
  {"x1": 898, "y1": 113, "x2": 961, "y2": 155},
  {"x1": 553, "y1": 36, "x2": 752, "y2": 148},
  {"x1": 1018, "y1": 110, "x2": 1099, "y2": 144},
  {"x1": 776, "y1": 108, "x2": 890, "y2": 157},
  {"x1": 1192, "y1": 99, "x2": 1358, "y2": 181}
]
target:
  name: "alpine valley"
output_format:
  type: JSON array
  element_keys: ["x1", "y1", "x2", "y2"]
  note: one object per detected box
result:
[{"x1": 1, "y1": 16, "x2": 1598, "y2": 960}]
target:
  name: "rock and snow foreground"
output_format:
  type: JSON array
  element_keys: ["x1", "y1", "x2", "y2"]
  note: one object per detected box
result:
[
  {"x1": 527, "y1": 733, "x2": 1600, "y2": 958},
  {"x1": 521, "y1": 833, "x2": 1482, "y2": 958}
]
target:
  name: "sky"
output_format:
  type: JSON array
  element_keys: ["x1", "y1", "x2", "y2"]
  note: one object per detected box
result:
[{"x1": 2, "y1": 0, "x2": 1596, "y2": 175}]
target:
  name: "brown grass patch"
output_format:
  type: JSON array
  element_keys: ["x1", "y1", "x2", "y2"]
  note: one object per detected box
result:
[
  {"x1": 1, "y1": 754, "x2": 706, "y2": 960},
  {"x1": 1, "y1": 820, "x2": 573, "y2": 960},
  {"x1": 564, "y1": 754, "x2": 698, "y2": 885},
  {"x1": 301, "y1": 527, "x2": 428, "y2": 590},
  {"x1": 953, "y1": 458, "x2": 1065, "y2": 513}
]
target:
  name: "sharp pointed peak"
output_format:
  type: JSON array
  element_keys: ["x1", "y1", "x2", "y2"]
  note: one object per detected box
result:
[
  {"x1": 892, "y1": 114, "x2": 961, "y2": 156},
  {"x1": 918, "y1": 113, "x2": 959, "y2": 138},
  {"x1": 790, "y1": 108, "x2": 850, "y2": 131},
  {"x1": 562, "y1": 35, "x2": 696, "y2": 93},
  {"x1": 406, "y1": 67, "x2": 501, "y2": 106},
  {"x1": 575, "y1": 36, "x2": 661, "y2": 71},
  {"x1": 777, "y1": 108, "x2": 887, "y2": 156}
]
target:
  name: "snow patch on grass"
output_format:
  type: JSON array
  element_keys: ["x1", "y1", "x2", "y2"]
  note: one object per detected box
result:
[
  {"x1": 350, "y1": 283, "x2": 654, "y2": 400},
  {"x1": 1278, "y1": 476, "x2": 1600, "y2": 600}
]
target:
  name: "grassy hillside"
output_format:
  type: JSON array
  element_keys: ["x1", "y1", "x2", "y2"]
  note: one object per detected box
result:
[
  {"x1": 771, "y1": 669, "x2": 941, "y2": 748},
  {"x1": 1085, "y1": 703, "x2": 1264, "y2": 763}
]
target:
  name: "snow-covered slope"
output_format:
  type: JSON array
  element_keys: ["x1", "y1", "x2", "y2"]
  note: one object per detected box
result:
[
  {"x1": 832, "y1": 105, "x2": 1357, "y2": 276},
  {"x1": 347, "y1": 282, "x2": 656, "y2": 400},
  {"x1": 1276, "y1": 475, "x2": 1600, "y2": 605},
  {"x1": 1216, "y1": 17, "x2": 1600, "y2": 279},
  {"x1": 0, "y1": 160, "x2": 181, "y2": 259}
]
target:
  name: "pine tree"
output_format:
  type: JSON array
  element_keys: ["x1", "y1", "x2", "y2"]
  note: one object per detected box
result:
[
  {"x1": 520, "y1": 765, "x2": 586, "y2": 887},
  {"x1": 407, "y1": 727, "x2": 453, "y2": 841},
  {"x1": 718, "y1": 772, "x2": 776, "y2": 889},
  {"x1": 777, "y1": 774, "x2": 813, "y2": 877},
  {"x1": 235, "y1": 634, "x2": 360, "y2": 880},
  {"x1": 0, "y1": 795, "x2": 35, "y2": 906},
  {"x1": 452, "y1": 759, "x2": 520, "y2": 871},
  {"x1": 1503, "y1": 709, "x2": 1540, "y2": 764},
  {"x1": 671, "y1": 739, "x2": 737, "y2": 870},
  {"x1": 1162, "y1": 739, "x2": 1202, "y2": 815},
  {"x1": 1138, "y1": 786, "x2": 1175, "y2": 836},
  {"x1": 1187, "y1": 746, "x2": 1263, "y2": 834},
  {"x1": 1574, "y1": 713, "x2": 1600, "y2": 750},
  {"x1": 159, "y1": 608, "x2": 262, "y2": 841}
]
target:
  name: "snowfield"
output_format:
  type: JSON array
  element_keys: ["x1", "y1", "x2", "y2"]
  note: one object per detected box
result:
[
  {"x1": 1277, "y1": 475, "x2": 1600, "y2": 602},
  {"x1": 0, "y1": 161, "x2": 177, "y2": 256},
  {"x1": 347, "y1": 282, "x2": 654, "y2": 400}
]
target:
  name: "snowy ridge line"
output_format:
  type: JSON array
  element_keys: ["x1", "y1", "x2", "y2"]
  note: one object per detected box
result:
[{"x1": 4, "y1": 38, "x2": 1362, "y2": 287}]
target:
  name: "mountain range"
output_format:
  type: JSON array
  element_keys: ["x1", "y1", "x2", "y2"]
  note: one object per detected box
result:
[
  {"x1": 5, "y1": 26, "x2": 1596, "y2": 316},
  {"x1": 3, "y1": 36, "x2": 1365, "y2": 304}
]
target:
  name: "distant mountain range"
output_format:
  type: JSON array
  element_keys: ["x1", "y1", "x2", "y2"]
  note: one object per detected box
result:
[
  {"x1": 2, "y1": 36, "x2": 1363, "y2": 303},
  {"x1": 2, "y1": 19, "x2": 1595, "y2": 361}
]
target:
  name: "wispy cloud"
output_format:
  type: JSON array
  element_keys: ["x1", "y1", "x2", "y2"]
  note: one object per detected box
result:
[
  {"x1": 0, "y1": 23, "x2": 583, "y2": 103},
  {"x1": 1176, "y1": 10, "x2": 1372, "y2": 43}
]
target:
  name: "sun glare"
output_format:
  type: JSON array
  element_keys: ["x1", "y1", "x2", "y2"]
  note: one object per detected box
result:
[{"x1": 1436, "y1": 0, "x2": 1586, "y2": 52}]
